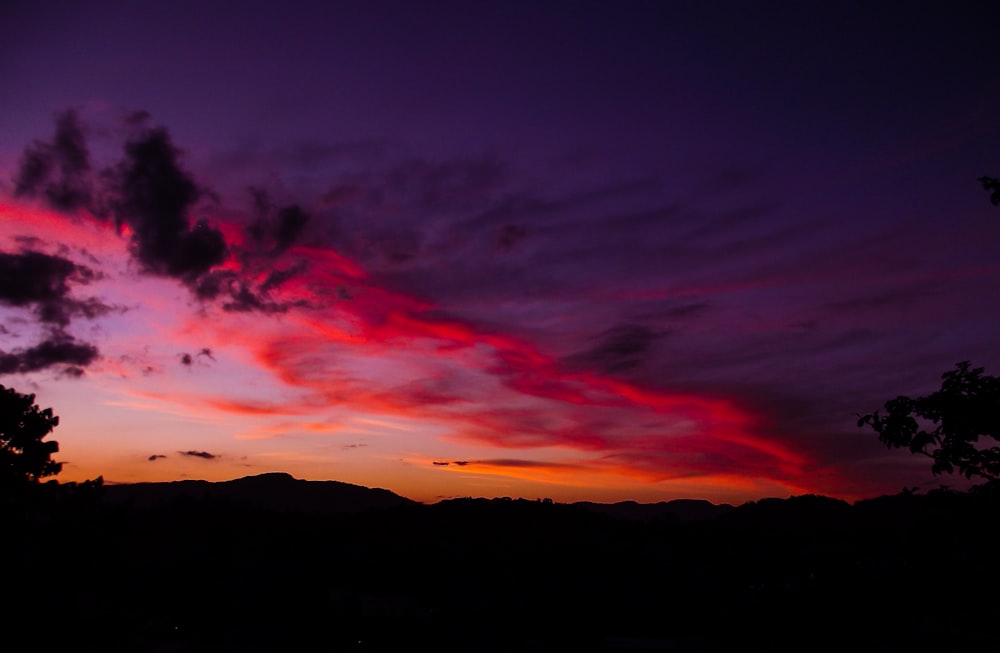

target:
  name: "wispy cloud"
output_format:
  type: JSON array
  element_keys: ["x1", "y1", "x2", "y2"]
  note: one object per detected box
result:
[{"x1": 180, "y1": 450, "x2": 217, "y2": 460}]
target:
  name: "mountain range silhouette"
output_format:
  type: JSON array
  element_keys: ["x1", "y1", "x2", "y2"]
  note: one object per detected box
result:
[
  {"x1": 7, "y1": 473, "x2": 1000, "y2": 652},
  {"x1": 102, "y1": 472, "x2": 737, "y2": 521},
  {"x1": 102, "y1": 471, "x2": 417, "y2": 515}
]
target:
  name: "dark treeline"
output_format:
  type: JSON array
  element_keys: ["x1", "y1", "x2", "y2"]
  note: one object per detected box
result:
[{"x1": 3, "y1": 477, "x2": 1000, "y2": 652}]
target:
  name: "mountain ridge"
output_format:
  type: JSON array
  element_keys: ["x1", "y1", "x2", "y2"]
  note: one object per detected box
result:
[
  {"x1": 102, "y1": 471, "x2": 416, "y2": 515},
  {"x1": 102, "y1": 472, "x2": 738, "y2": 520}
]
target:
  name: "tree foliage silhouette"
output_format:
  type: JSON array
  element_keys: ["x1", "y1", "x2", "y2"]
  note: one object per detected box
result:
[
  {"x1": 0, "y1": 384, "x2": 63, "y2": 489},
  {"x1": 980, "y1": 176, "x2": 1000, "y2": 206},
  {"x1": 859, "y1": 362, "x2": 1000, "y2": 484}
]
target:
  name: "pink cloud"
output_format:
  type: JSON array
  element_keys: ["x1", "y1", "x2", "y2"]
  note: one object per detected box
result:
[
  {"x1": 189, "y1": 239, "x2": 824, "y2": 492},
  {"x1": 1, "y1": 137, "x2": 825, "y2": 498}
]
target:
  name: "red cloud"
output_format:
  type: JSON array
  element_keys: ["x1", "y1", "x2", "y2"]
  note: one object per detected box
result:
[
  {"x1": 3, "y1": 191, "x2": 821, "y2": 495},
  {"x1": 208, "y1": 238, "x2": 822, "y2": 493}
]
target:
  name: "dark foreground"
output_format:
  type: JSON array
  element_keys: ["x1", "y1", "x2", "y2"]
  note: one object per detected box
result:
[{"x1": 3, "y1": 477, "x2": 999, "y2": 652}]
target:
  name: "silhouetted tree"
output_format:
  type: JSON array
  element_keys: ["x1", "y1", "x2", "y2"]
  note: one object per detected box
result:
[
  {"x1": 859, "y1": 361, "x2": 1000, "y2": 484},
  {"x1": 0, "y1": 384, "x2": 62, "y2": 489},
  {"x1": 980, "y1": 176, "x2": 1000, "y2": 206}
]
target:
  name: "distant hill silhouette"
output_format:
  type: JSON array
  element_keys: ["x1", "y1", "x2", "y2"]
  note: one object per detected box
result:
[
  {"x1": 102, "y1": 472, "x2": 739, "y2": 519},
  {"x1": 102, "y1": 472, "x2": 416, "y2": 515},
  {"x1": 573, "y1": 498, "x2": 734, "y2": 522},
  {"x1": 718, "y1": 493, "x2": 852, "y2": 526},
  {"x1": 7, "y1": 479, "x2": 1000, "y2": 652}
]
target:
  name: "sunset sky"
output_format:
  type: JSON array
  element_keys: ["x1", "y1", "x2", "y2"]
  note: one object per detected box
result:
[{"x1": 2, "y1": 1, "x2": 999, "y2": 504}]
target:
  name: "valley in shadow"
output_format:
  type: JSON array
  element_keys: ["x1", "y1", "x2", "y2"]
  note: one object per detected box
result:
[{"x1": 3, "y1": 474, "x2": 999, "y2": 652}]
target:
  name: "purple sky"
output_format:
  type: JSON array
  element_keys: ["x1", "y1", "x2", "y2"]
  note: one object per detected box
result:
[{"x1": 1, "y1": 1, "x2": 999, "y2": 503}]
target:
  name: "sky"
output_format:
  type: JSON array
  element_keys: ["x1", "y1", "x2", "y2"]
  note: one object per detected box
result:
[{"x1": 1, "y1": 0, "x2": 999, "y2": 505}]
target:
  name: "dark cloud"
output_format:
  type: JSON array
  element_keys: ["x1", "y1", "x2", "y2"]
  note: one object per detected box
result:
[
  {"x1": 0, "y1": 250, "x2": 78, "y2": 306},
  {"x1": 260, "y1": 261, "x2": 308, "y2": 293},
  {"x1": 193, "y1": 269, "x2": 237, "y2": 302},
  {"x1": 109, "y1": 126, "x2": 227, "y2": 281},
  {"x1": 432, "y1": 459, "x2": 577, "y2": 470},
  {"x1": 565, "y1": 324, "x2": 662, "y2": 374},
  {"x1": 36, "y1": 295, "x2": 117, "y2": 328},
  {"x1": 0, "y1": 332, "x2": 99, "y2": 374},
  {"x1": 274, "y1": 205, "x2": 309, "y2": 251},
  {"x1": 194, "y1": 269, "x2": 308, "y2": 314},
  {"x1": 11, "y1": 234, "x2": 46, "y2": 250},
  {"x1": 0, "y1": 250, "x2": 115, "y2": 378},
  {"x1": 66, "y1": 296, "x2": 117, "y2": 320},
  {"x1": 0, "y1": 249, "x2": 110, "y2": 326},
  {"x1": 180, "y1": 450, "x2": 217, "y2": 460},
  {"x1": 148, "y1": 454, "x2": 167, "y2": 461},
  {"x1": 248, "y1": 194, "x2": 310, "y2": 255},
  {"x1": 13, "y1": 109, "x2": 93, "y2": 211},
  {"x1": 13, "y1": 113, "x2": 309, "y2": 318},
  {"x1": 0, "y1": 250, "x2": 115, "y2": 373},
  {"x1": 221, "y1": 283, "x2": 287, "y2": 314},
  {"x1": 180, "y1": 348, "x2": 215, "y2": 367},
  {"x1": 476, "y1": 459, "x2": 578, "y2": 469}
]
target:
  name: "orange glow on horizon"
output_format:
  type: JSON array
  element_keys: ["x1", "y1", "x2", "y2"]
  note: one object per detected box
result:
[{"x1": 2, "y1": 195, "x2": 831, "y2": 504}]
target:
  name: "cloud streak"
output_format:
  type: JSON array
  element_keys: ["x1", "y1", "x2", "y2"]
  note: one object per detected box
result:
[
  {"x1": 4, "y1": 70, "x2": 999, "y2": 504},
  {"x1": 0, "y1": 333, "x2": 99, "y2": 375},
  {"x1": 180, "y1": 450, "x2": 218, "y2": 460}
]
